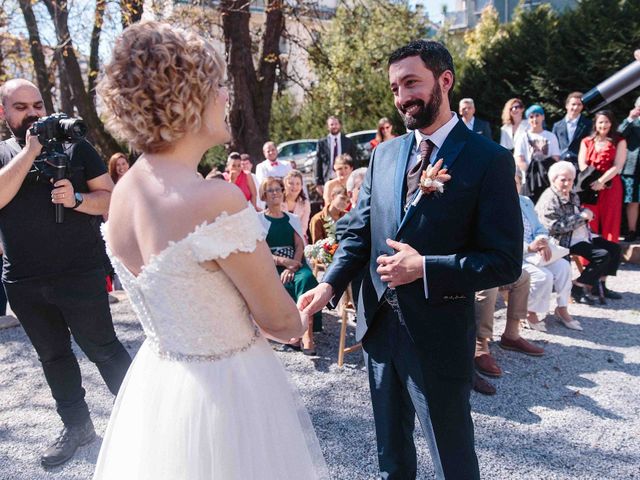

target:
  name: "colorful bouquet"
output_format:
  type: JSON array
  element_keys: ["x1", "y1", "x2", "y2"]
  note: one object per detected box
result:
[{"x1": 304, "y1": 237, "x2": 339, "y2": 265}]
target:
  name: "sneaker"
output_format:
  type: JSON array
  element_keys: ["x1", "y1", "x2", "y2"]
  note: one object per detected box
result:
[{"x1": 41, "y1": 418, "x2": 96, "y2": 467}]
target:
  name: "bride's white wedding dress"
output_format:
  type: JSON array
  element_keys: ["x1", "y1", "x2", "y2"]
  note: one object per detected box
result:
[{"x1": 93, "y1": 207, "x2": 328, "y2": 479}]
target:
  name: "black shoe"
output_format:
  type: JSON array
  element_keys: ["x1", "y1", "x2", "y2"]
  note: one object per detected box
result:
[
  {"x1": 601, "y1": 283, "x2": 622, "y2": 300},
  {"x1": 41, "y1": 418, "x2": 96, "y2": 467},
  {"x1": 571, "y1": 285, "x2": 595, "y2": 305},
  {"x1": 624, "y1": 231, "x2": 636, "y2": 242},
  {"x1": 473, "y1": 372, "x2": 496, "y2": 396}
]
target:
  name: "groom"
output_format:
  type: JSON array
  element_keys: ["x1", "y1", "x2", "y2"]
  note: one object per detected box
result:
[{"x1": 299, "y1": 41, "x2": 522, "y2": 479}]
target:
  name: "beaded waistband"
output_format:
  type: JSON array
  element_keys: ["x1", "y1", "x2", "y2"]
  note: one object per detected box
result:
[{"x1": 146, "y1": 327, "x2": 261, "y2": 362}]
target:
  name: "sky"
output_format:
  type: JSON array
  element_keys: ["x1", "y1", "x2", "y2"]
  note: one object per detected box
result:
[{"x1": 415, "y1": 0, "x2": 458, "y2": 23}]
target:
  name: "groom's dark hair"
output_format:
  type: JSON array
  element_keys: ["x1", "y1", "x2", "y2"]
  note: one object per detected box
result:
[{"x1": 388, "y1": 41, "x2": 456, "y2": 94}]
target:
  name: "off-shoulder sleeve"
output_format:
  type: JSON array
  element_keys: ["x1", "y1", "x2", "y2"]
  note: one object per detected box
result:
[{"x1": 189, "y1": 207, "x2": 266, "y2": 262}]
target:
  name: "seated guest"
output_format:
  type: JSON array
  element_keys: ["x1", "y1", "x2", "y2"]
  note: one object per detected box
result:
[
  {"x1": 310, "y1": 184, "x2": 349, "y2": 243},
  {"x1": 536, "y1": 161, "x2": 622, "y2": 309},
  {"x1": 335, "y1": 167, "x2": 367, "y2": 306},
  {"x1": 258, "y1": 177, "x2": 322, "y2": 354},
  {"x1": 224, "y1": 152, "x2": 258, "y2": 209},
  {"x1": 516, "y1": 170, "x2": 577, "y2": 331},
  {"x1": 474, "y1": 270, "x2": 542, "y2": 395},
  {"x1": 282, "y1": 170, "x2": 311, "y2": 242},
  {"x1": 323, "y1": 154, "x2": 355, "y2": 206}
]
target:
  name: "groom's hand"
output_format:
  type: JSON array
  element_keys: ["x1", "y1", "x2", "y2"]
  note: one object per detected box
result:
[
  {"x1": 377, "y1": 239, "x2": 423, "y2": 288},
  {"x1": 298, "y1": 282, "x2": 334, "y2": 316}
]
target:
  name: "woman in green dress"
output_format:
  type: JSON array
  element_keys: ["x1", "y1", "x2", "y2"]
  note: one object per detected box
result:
[{"x1": 258, "y1": 177, "x2": 322, "y2": 355}]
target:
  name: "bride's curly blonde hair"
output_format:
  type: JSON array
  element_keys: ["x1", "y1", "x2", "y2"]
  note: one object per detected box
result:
[{"x1": 98, "y1": 21, "x2": 225, "y2": 153}]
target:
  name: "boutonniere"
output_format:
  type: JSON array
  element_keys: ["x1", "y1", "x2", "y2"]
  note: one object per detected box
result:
[{"x1": 411, "y1": 158, "x2": 452, "y2": 207}]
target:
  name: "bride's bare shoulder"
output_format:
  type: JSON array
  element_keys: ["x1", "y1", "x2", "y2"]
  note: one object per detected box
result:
[{"x1": 195, "y1": 177, "x2": 250, "y2": 220}]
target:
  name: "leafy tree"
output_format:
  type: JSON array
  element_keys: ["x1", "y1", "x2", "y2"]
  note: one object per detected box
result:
[
  {"x1": 299, "y1": 0, "x2": 428, "y2": 135},
  {"x1": 456, "y1": 0, "x2": 640, "y2": 134}
]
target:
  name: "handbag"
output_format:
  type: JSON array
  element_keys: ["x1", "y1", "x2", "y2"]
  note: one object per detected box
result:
[
  {"x1": 575, "y1": 165, "x2": 610, "y2": 205},
  {"x1": 524, "y1": 239, "x2": 569, "y2": 267}
]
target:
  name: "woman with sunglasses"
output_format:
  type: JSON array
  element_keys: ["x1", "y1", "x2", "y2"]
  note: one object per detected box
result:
[
  {"x1": 370, "y1": 117, "x2": 396, "y2": 148},
  {"x1": 499, "y1": 98, "x2": 529, "y2": 152}
]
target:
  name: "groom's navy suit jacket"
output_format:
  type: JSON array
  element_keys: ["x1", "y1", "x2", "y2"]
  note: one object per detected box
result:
[{"x1": 323, "y1": 121, "x2": 523, "y2": 380}]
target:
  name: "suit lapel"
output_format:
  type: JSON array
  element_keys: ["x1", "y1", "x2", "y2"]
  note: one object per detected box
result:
[
  {"x1": 394, "y1": 134, "x2": 416, "y2": 229},
  {"x1": 558, "y1": 121, "x2": 568, "y2": 144},
  {"x1": 396, "y1": 122, "x2": 469, "y2": 237}
]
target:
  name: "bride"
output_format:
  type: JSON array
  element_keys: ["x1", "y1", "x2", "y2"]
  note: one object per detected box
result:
[{"x1": 93, "y1": 21, "x2": 328, "y2": 479}]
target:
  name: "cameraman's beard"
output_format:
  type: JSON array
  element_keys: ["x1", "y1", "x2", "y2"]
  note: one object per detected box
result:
[
  {"x1": 398, "y1": 83, "x2": 442, "y2": 131},
  {"x1": 8, "y1": 115, "x2": 40, "y2": 142}
]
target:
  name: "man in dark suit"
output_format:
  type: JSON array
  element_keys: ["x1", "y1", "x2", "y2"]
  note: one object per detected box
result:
[
  {"x1": 299, "y1": 41, "x2": 522, "y2": 479},
  {"x1": 459, "y1": 98, "x2": 493, "y2": 140},
  {"x1": 552, "y1": 92, "x2": 592, "y2": 167},
  {"x1": 314, "y1": 116, "x2": 358, "y2": 197},
  {"x1": 618, "y1": 96, "x2": 640, "y2": 241}
]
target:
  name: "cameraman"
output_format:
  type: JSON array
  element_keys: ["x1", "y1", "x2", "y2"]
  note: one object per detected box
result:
[{"x1": 0, "y1": 79, "x2": 131, "y2": 467}]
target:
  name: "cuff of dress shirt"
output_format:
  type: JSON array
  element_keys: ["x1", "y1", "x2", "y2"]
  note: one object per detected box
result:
[{"x1": 422, "y1": 256, "x2": 429, "y2": 299}]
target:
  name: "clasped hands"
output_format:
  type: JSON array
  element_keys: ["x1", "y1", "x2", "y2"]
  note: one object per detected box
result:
[
  {"x1": 297, "y1": 238, "x2": 422, "y2": 318},
  {"x1": 279, "y1": 257, "x2": 301, "y2": 285},
  {"x1": 528, "y1": 237, "x2": 551, "y2": 262}
]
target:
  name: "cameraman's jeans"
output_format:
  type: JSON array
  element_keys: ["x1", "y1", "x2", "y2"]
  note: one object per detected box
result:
[{"x1": 4, "y1": 270, "x2": 132, "y2": 426}]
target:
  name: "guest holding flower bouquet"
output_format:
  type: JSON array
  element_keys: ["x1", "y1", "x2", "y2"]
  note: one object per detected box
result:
[{"x1": 258, "y1": 177, "x2": 322, "y2": 354}]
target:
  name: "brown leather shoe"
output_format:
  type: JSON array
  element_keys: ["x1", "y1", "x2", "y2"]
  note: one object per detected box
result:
[
  {"x1": 474, "y1": 353, "x2": 502, "y2": 377},
  {"x1": 499, "y1": 335, "x2": 544, "y2": 356},
  {"x1": 473, "y1": 373, "x2": 496, "y2": 396}
]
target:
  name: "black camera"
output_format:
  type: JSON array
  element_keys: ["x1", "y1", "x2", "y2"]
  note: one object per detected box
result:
[
  {"x1": 29, "y1": 113, "x2": 87, "y2": 145},
  {"x1": 28, "y1": 114, "x2": 87, "y2": 223}
]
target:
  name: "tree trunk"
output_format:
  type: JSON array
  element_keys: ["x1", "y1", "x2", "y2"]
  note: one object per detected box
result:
[
  {"x1": 121, "y1": 0, "x2": 143, "y2": 29},
  {"x1": 54, "y1": 52, "x2": 74, "y2": 115},
  {"x1": 220, "y1": 0, "x2": 283, "y2": 164},
  {"x1": 42, "y1": 0, "x2": 122, "y2": 158},
  {"x1": 18, "y1": 0, "x2": 54, "y2": 113},
  {"x1": 88, "y1": 0, "x2": 106, "y2": 104}
]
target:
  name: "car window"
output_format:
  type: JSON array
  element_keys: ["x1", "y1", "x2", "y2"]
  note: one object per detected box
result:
[
  {"x1": 300, "y1": 142, "x2": 317, "y2": 154},
  {"x1": 279, "y1": 145, "x2": 293, "y2": 156}
]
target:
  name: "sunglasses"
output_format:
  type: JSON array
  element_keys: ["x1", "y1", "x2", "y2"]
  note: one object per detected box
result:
[{"x1": 511, "y1": 105, "x2": 523, "y2": 110}]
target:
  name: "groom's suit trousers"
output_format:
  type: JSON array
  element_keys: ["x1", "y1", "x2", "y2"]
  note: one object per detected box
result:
[{"x1": 363, "y1": 300, "x2": 479, "y2": 480}]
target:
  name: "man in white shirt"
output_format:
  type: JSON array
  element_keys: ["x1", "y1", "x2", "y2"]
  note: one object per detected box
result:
[
  {"x1": 552, "y1": 92, "x2": 592, "y2": 167},
  {"x1": 458, "y1": 98, "x2": 492, "y2": 140},
  {"x1": 255, "y1": 141, "x2": 292, "y2": 187}
]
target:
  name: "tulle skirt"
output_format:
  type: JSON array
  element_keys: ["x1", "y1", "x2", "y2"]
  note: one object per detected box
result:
[{"x1": 93, "y1": 338, "x2": 328, "y2": 479}]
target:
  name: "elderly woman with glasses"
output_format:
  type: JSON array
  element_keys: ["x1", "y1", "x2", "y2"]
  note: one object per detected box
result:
[
  {"x1": 499, "y1": 98, "x2": 529, "y2": 152},
  {"x1": 258, "y1": 177, "x2": 322, "y2": 354},
  {"x1": 535, "y1": 161, "x2": 622, "y2": 311}
]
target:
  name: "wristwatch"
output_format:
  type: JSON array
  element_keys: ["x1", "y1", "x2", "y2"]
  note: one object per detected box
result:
[{"x1": 72, "y1": 192, "x2": 84, "y2": 209}]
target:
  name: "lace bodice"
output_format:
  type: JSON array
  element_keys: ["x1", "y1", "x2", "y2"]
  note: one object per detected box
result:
[{"x1": 104, "y1": 207, "x2": 266, "y2": 361}]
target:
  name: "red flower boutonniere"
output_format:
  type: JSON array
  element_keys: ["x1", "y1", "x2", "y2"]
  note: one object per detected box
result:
[{"x1": 411, "y1": 158, "x2": 452, "y2": 207}]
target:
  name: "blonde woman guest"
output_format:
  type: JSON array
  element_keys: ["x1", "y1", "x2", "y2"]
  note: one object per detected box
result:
[
  {"x1": 370, "y1": 117, "x2": 396, "y2": 148},
  {"x1": 322, "y1": 154, "x2": 354, "y2": 206},
  {"x1": 282, "y1": 170, "x2": 310, "y2": 240},
  {"x1": 499, "y1": 98, "x2": 528, "y2": 151},
  {"x1": 108, "y1": 152, "x2": 130, "y2": 184},
  {"x1": 223, "y1": 152, "x2": 257, "y2": 209},
  {"x1": 310, "y1": 184, "x2": 349, "y2": 243},
  {"x1": 95, "y1": 21, "x2": 327, "y2": 478}
]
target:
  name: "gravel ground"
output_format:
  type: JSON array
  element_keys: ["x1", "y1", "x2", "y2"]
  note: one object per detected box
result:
[{"x1": 1, "y1": 263, "x2": 639, "y2": 479}]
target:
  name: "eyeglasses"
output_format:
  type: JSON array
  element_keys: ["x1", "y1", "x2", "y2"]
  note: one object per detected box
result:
[
  {"x1": 266, "y1": 188, "x2": 283, "y2": 194},
  {"x1": 511, "y1": 105, "x2": 523, "y2": 110},
  {"x1": 382, "y1": 125, "x2": 392, "y2": 130}
]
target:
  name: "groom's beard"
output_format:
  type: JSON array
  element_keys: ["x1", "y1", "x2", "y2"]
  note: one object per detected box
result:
[{"x1": 398, "y1": 83, "x2": 442, "y2": 131}]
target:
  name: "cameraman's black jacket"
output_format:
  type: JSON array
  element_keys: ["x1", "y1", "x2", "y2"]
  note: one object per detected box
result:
[{"x1": 0, "y1": 139, "x2": 107, "y2": 282}]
